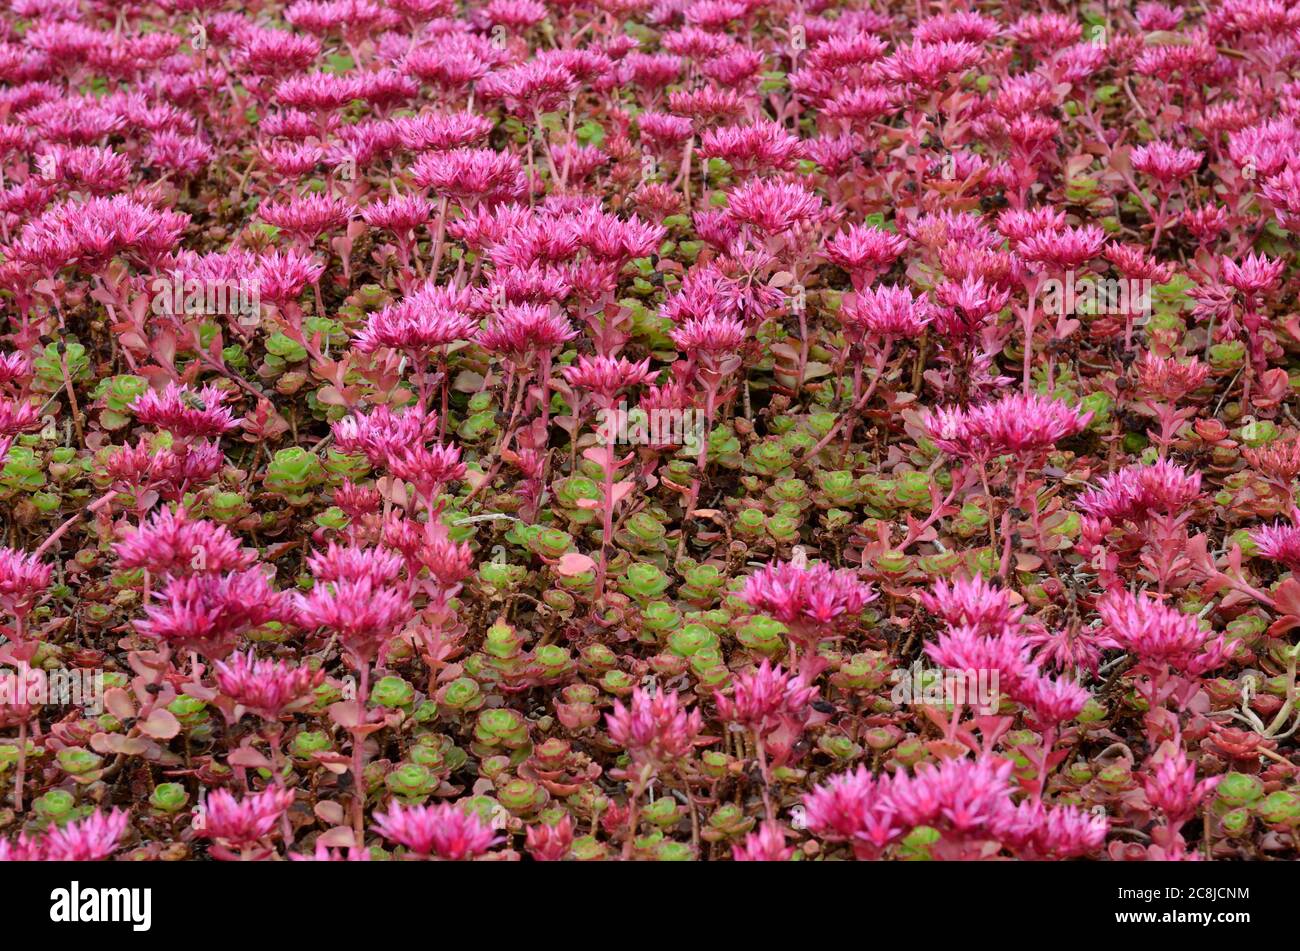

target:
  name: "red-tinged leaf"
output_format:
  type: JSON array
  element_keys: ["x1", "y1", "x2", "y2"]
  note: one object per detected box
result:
[
  {"x1": 228, "y1": 745, "x2": 272, "y2": 769},
  {"x1": 328, "y1": 701, "x2": 364, "y2": 729},
  {"x1": 93, "y1": 733, "x2": 151, "y2": 757},
  {"x1": 610, "y1": 480, "x2": 635, "y2": 506},
  {"x1": 317, "y1": 826, "x2": 357, "y2": 848},
  {"x1": 104, "y1": 687, "x2": 136, "y2": 720},
  {"x1": 314, "y1": 801, "x2": 346, "y2": 825},
  {"x1": 140, "y1": 708, "x2": 181, "y2": 740},
  {"x1": 1275, "y1": 578, "x2": 1300, "y2": 617},
  {"x1": 556, "y1": 552, "x2": 596, "y2": 577}
]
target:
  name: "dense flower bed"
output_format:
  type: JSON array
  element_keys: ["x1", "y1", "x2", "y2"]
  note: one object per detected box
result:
[{"x1": 0, "y1": 0, "x2": 1299, "y2": 862}]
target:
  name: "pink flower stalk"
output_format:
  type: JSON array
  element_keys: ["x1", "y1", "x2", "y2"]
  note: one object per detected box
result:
[
  {"x1": 669, "y1": 314, "x2": 748, "y2": 357},
  {"x1": 213, "y1": 649, "x2": 323, "y2": 721},
  {"x1": 1014, "y1": 672, "x2": 1091, "y2": 728},
  {"x1": 477, "y1": 303, "x2": 577, "y2": 362},
  {"x1": 105, "y1": 440, "x2": 225, "y2": 500},
  {"x1": 713, "y1": 661, "x2": 818, "y2": 735},
  {"x1": 887, "y1": 755, "x2": 1016, "y2": 837},
  {"x1": 410, "y1": 147, "x2": 526, "y2": 203},
  {"x1": 1016, "y1": 224, "x2": 1107, "y2": 271},
  {"x1": 1244, "y1": 441, "x2": 1300, "y2": 483},
  {"x1": 256, "y1": 193, "x2": 354, "y2": 245},
  {"x1": 606, "y1": 687, "x2": 704, "y2": 767},
  {"x1": 732, "y1": 822, "x2": 795, "y2": 862},
  {"x1": 372, "y1": 800, "x2": 501, "y2": 860},
  {"x1": 1135, "y1": 352, "x2": 1209, "y2": 403},
  {"x1": 114, "y1": 508, "x2": 253, "y2": 578},
  {"x1": 130, "y1": 383, "x2": 241, "y2": 440},
  {"x1": 1221, "y1": 252, "x2": 1285, "y2": 295},
  {"x1": 332, "y1": 405, "x2": 441, "y2": 470},
  {"x1": 386, "y1": 442, "x2": 467, "y2": 501},
  {"x1": 925, "y1": 624, "x2": 1034, "y2": 689},
  {"x1": 699, "y1": 121, "x2": 805, "y2": 174},
  {"x1": 197, "y1": 787, "x2": 295, "y2": 858},
  {"x1": 1006, "y1": 800, "x2": 1108, "y2": 859},
  {"x1": 1025, "y1": 624, "x2": 1117, "y2": 677}
]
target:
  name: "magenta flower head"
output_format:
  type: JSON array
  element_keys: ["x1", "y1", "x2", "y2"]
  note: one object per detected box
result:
[
  {"x1": 256, "y1": 192, "x2": 354, "y2": 245},
  {"x1": 740, "y1": 560, "x2": 876, "y2": 630},
  {"x1": 1135, "y1": 352, "x2": 1209, "y2": 402},
  {"x1": 113, "y1": 508, "x2": 254, "y2": 578},
  {"x1": 926, "y1": 392, "x2": 1091, "y2": 460},
  {"x1": 725, "y1": 179, "x2": 823, "y2": 236},
  {"x1": 136, "y1": 568, "x2": 290, "y2": 660},
  {"x1": 669, "y1": 314, "x2": 747, "y2": 359},
  {"x1": 606, "y1": 687, "x2": 705, "y2": 768},
  {"x1": 354, "y1": 286, "x2": 479, "y2": 357},
  {"x1": 1142, "y1": 744, "x2": 1218, "y2": 825},
  {"x1": 0, "y1": 547, "x2": 51, "y2": 619},
  {"x1": 39, "y1": 808, "x2": 131, "y2": 861},
  {"x1": 372, "y1": 800, "x2": 501, "y2": 860},
  {"x1": 1130, "y1": 141, "x2": 1203, "y2": 186},
  {"x1": 1014, "y1": 672, "x2": 1091, "y2": 728},
  {"x1": 213, "y1": 650, "x2": 324, "y2": 722},
  {"x1": 477, "y1": 303, "x2": 577, "y2": 362},
  {"x1": 801, "y1": 765, "x2": 902, "y2": 857},
  {"x1": 561, "y1": 354, "x2": 657, "y2": 403},
  {"x1": 305, "y1": 542, "x2": 404, "y2": 588},
  {"x1": 714, "y1": 661, "x2": 818, "y2": 735},
  {"x1": 1016, "y1": 224, "x2": 1107, "y2": 271},
  {"x1": 295, "y1": 576, "x2": 413, "y2": 666},
  {"x1": 1221, "y1": 251, "x2": 1285, "y2": 295},
  {"x1": 1076, "y1": 459, "x2": 1202, "y2": 523},
  {"x1": 1098, "y1": 589, "x2": 1227, "y2": 673},
  {"x1": 1007, "y1": 799, "x2": 1108, "y2": 859},
  {"x1": 130, "y1": 383, "x2": 241, "y2": 440},
  {"x1": 732, "y1": 822, "x2": 795, "y2": 862},
  {"x1": 197, "y1": 787, "x2": 295, "y2": 859},
  {"x1": 824, "y1": 224, "x2": 909, "y2": 286},
  {"x1": 841, "y1": 284, "x2": 932, "y2": 342},
  {"x1": 917, "y1": 574, "x2": 1024, "y2": 631},
  {"x1": 887, "y1": 755, "x2": 1017, "y2": 839},
  {"x1": 1249, "y1": 521, "x2": 1300, "y2": 572},
  {"x1": 410, "y1": 147, "x2": 526, "y2": 203}
]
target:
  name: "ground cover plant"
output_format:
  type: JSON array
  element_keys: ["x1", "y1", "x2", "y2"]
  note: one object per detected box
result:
[{"x1": 0, "y1": 0, "x2": 1299, "y2": 863}]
